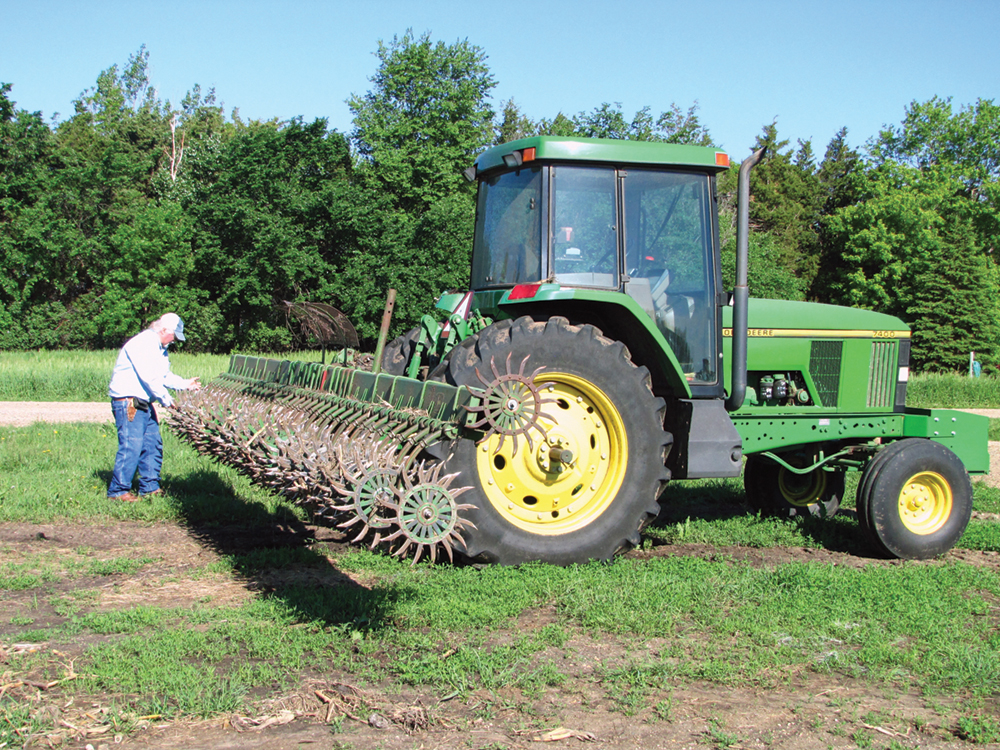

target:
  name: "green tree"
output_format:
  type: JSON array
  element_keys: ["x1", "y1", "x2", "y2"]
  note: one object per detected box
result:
[
  {"x1": 908, "y1": 218, "x2": 999, "y2": 371},
  {"x1": 185, "y1": 117, "x2": 354, "y2": 349},
  {"x1": 345, "y1": 32, "x2": 498, "y2": 341},
  {"x1": 0, "y1": 83, "x2": 64, "y2": 347},
  {"x1": 810, "y1": 127, "x2": 862, "y2": 301},
  {"x1": 870, "y1": 96, "x2": 1000, "y2": 248},
  {"x1": 494, "y1": 98, "x2": 536, "y2": 144},
  {"x1": 348, "y1": 30, "x2": 496, "y2": 213},
  {"x1": 746, "y1": 123, "x2": 824, "y2": 285},
  {"x1": 825, "y1": 161, "x2": 999, "y2": 369},
  {"x1": 535, "y1": 101, "x2": 714, "y2": 145}
]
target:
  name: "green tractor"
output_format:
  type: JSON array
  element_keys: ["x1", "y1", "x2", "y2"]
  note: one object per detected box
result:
[{"x1": 172, "y1": 136, "x2": 988, "y2": 565}]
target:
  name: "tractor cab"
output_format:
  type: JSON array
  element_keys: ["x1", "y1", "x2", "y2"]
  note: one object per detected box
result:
[{"x1": 468, "y1": 136, "x2": 729, "y2": 386}]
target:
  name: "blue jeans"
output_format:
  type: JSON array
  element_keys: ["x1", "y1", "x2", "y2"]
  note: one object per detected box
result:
[{"x1": 108, "y1": 399, "x2": 163, "y2": 497}]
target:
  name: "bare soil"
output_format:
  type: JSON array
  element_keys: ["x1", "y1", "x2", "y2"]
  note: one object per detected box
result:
[{"x1": 2, "y1": 404, "x2": 999, "y2": 748}]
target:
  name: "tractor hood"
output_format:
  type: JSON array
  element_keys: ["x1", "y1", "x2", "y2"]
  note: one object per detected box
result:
[{"x1": 722, "y1": 299, "x2": 911, "y2": 337}]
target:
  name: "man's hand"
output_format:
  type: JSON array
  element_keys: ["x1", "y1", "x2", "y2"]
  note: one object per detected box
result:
[{"x1": 187, "y1": 377, "x2": 202, "y2": 391}]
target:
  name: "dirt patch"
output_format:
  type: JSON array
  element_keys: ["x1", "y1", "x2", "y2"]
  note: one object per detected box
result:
[{"x1": 119, "y1": 675, "x2": 976, "y2": 750}]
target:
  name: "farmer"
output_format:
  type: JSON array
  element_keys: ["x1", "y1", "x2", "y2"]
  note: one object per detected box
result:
[{"x1": 107, "y1": 313, "x2": 201, "y2": 502}]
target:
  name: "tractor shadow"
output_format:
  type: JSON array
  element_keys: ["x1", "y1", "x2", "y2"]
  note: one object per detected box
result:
[{"x1": 649, "y1": 479, "x2": 876, "y2": 558}]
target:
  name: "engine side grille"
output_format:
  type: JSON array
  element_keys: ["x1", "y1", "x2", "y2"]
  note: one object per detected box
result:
[
  {"x1": 867, "y1": 341, "x2": 897, "y2": 409},
  {"x1": 809, "y1": 340, "x2": 843, "y2": 407}
]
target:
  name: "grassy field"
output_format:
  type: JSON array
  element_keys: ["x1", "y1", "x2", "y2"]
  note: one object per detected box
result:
[
  {"x1": 1, "y1": 422, "x2": 999, "y2": 747},
  {"x1": 906, "y1": 372, "x2": 1000, "y2": 409},
  {"x1": 4, "y1": 349, "x2": 1000, "y2": 408},
  {"x1": 1, "y1": 358, "x2": 999, "y2": 747}
]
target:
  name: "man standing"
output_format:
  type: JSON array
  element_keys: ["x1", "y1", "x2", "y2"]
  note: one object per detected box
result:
[{"x1": 107, "y1": 313, "x2": 201, "y2": 502}]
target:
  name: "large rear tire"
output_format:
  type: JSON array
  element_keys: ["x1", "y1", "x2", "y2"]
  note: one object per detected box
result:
[
  {"x1": 436, "y1": 316, "x2": 672, "y2": 565},
  {"x1": 856, "y1": 439, "x2": 972, "y2": 559},
  {"x1": 382, "y1": 327, "x2": 421, "y2": 376}
]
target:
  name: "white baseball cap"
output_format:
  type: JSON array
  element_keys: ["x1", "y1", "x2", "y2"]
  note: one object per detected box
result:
[{"x1": 160, "y1": 312, "x2": 186, "y2": 341}]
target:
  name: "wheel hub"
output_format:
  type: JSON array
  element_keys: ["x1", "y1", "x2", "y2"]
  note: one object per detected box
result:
[
  {"x1": 898, "y1": 471, "x2": 952, "y2": 535},
  {"x1": 476, "y1": 373, "x2": 626, "y2": 535},
  {"x1": 533, "y1": 433, "x2": 576, "y2": 476}
]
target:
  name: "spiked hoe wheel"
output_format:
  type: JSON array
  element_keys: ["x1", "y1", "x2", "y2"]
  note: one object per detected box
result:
[
  {"x1": 465, "y1": 352, "x2": 556, "y2": 455},
  {"x1": 330, "y1": 441, "x2": 407, "y2": 545},
  {"x1": 382, "y1": 462, "x2": 476, "y2": 564}
]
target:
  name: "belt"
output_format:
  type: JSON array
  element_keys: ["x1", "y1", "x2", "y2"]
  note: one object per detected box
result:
[{"x1": 112, "y1": 396, "x2": 151, "y2": 411}]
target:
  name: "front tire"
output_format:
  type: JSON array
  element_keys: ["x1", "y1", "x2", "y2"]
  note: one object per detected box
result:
[
  {"x1": 856, "y1": 439, "x2": 972, "y2": 559},
  {"x1": 437, "y1": 316, "x2": 672, "y2": 565},
  {"x1": 743, "y1": 454, "x2": 843, "y2": 518}
]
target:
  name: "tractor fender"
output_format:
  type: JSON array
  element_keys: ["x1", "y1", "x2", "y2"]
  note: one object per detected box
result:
[{"x1": 489, "y1": 286, "x2": 693, "y2": 399}]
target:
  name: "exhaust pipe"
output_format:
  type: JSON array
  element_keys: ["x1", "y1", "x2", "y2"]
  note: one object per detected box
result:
[{"x1": 725, "y1": 148, "x2": 765, "y2": 412}]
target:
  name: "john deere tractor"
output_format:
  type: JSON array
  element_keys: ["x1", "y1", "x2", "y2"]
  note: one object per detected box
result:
[{"x1": 172, "y1": 136, "x2": 988, "y2": 565}]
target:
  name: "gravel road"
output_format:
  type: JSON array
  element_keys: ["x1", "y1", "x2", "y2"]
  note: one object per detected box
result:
[{"x1": 0, "y1": 401, "x2": 112, "y2": 427}]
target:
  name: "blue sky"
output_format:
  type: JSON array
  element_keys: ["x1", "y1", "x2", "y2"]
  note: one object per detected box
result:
[{"x1": 2, "y1": 0, "x2": 998, "y2": 157}]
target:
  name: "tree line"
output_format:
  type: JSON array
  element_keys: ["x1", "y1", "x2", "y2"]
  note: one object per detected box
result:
[{"x1": 1, "y1": 32, "x2": 998, "y2": 372}]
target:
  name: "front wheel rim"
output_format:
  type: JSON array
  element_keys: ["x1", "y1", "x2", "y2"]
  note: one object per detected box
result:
[
  {"x1": 897, "y1": 471, "x2": 952, "y2": 534},
  {"x1": 476, "y1": 372, "x2": 627, "y2": 535},
  {"x1": 777, "y1": 467, "x2": 827, "y2": 507}
]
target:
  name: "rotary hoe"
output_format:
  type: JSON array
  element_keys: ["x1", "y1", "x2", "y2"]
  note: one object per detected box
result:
[{"x1": 170, "y1": 136, "x2": 990, "y2": 566}]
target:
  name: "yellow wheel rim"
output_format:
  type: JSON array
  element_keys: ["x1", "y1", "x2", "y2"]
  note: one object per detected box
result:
[
  {"x1": 777, "y1": 467, "x2": 827, "y2": 507},
  {"x1": 897, "y1": 471, "x2": 952, "y2": 534},
  {"x1": 476, "y1": 372, "x2": 627, "y2": 535}
]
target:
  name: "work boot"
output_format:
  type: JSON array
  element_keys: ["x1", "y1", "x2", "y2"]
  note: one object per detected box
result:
[{"x1": 113, "y1": 492, "x2": 141, "y2": 503}]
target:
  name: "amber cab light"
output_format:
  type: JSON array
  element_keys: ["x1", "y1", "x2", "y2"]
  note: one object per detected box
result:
[
  {"x1": 522, "y1": 147, "x2": 536, "y2": 162},
  {"x1": 508, "y1": 283, "x2": 541, "y2": 300},
  {"x1": 715, "y1": 152, "x2": 730, "y2": 167}
]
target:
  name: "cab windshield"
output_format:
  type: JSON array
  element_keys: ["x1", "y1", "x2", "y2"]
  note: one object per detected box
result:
[{"x1": 471, "y1": 167, "x2": 542, "y2": 286}]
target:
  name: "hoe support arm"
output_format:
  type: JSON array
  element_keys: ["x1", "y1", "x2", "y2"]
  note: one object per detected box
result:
[{"x1": 726, "y1": 148, "x2": 766, "y2": 412}]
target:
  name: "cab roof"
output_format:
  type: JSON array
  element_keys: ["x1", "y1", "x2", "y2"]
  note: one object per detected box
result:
[{"x1": 474, "y1": 136, "x2": 731, "y2": 174}]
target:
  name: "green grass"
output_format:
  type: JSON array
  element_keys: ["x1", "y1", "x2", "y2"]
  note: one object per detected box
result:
[
  {"x1": 1, "y1": 418, "x2": 999, "y2": 740},
  {"x1": 990, "y1": 418, "x2": 1000, "y2": 441},
  {"x1": 5, "y1": 546, "x2": 999, "y2": 723},
  {"x1": 907, "y1": 371, "x2": 1000, "y2": 409},
  {"x1": 0, "y1": 349, "x2": 339, "y2": 402},
  {"x1": 0, "y1": 422, "x2": 307, "y2": 524}
]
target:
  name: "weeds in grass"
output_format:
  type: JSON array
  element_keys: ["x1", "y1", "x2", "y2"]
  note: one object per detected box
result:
[
  {"x1": 852, "y1": 728, "x2": 874, "y2": 748},
  {"x1": 705, "y1": 718, "x2": 741, "y2": 749},
  {"x1": 652, "y1": 694, "x2": 674, "y2": 723},
  {"x1": 956, "y1": 714, "x2": 1000, "y2": 743},
  {"x1": 86, "y1": 556, "x2": 156, "y2": 576}
]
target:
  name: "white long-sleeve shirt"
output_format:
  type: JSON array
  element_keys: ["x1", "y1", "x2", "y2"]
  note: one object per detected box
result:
[{"x1": 108, "y1": 329, "x2": 190, "y2": 407}]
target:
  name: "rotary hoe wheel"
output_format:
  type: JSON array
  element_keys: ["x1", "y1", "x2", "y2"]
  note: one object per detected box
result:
[{"x1": 434, "y1": 315, "x2": 673, "y2": 566}]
